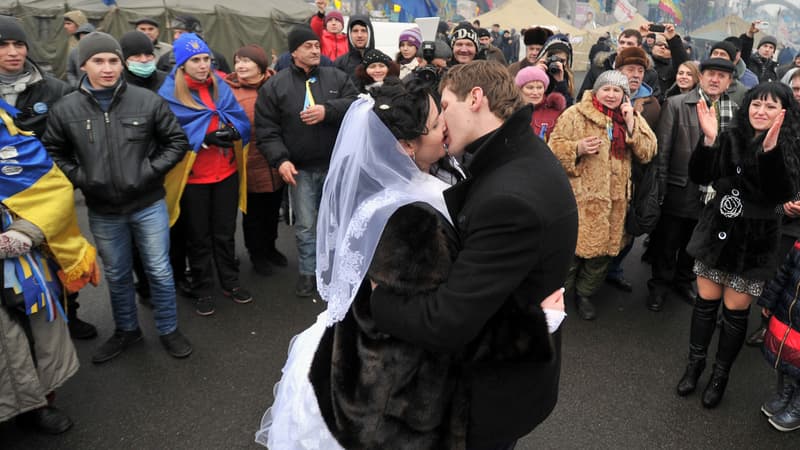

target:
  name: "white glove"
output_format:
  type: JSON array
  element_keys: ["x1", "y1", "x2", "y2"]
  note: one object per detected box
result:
[{"x1": 0, "y1": 229, "x2": 32, "y2": 258}]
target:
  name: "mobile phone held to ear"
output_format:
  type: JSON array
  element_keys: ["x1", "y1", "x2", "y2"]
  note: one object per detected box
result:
[{"x1": 649, "y1": 23, "x2": 666, "y2": 33}]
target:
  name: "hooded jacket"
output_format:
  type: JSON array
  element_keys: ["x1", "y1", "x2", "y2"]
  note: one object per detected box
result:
[{"x1": 334, "y1": 14, "x2": 375, "y2": 78}]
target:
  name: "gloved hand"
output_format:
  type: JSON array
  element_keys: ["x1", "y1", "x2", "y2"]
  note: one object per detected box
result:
[{"x1": 204, "y1": 128, "x2": 235, "y2": 148}]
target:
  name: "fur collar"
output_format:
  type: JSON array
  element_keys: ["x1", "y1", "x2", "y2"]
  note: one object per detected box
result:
[{"x1": 574, "y1": 90, "x2": 612, "y2": 127}]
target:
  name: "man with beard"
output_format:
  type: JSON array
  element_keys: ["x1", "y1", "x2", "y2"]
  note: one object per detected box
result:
[
  {"x1": 334, "y1": 15, "x2": 375, "y2": 79},
  {"x1": 646, "y1": 58, "x2": 737, "y2": 312}
]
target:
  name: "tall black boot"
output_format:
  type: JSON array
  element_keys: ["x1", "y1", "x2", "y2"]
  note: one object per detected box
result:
[
  {"x1": 677, "y1": 296, "x2": 721, "y2": 396},
  {"x1": 702, "y1": 304, "x2": 749, "y2": 408},
  {"x1": 67, "y1": 294, "x2": 98, "y2": 340}
]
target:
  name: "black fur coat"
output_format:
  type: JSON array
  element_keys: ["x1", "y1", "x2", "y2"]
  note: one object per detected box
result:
[
  {"x1": 309, "y1": 203, "x2": 468, "y2": 450},
  {"x1": 686, "y1": 125, "x2": 800, "y2": 280}
]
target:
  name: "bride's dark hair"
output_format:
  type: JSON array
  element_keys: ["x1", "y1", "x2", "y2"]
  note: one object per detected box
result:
[{"x1": 370, "y1": 77, "x2": 440, "y2": 141}]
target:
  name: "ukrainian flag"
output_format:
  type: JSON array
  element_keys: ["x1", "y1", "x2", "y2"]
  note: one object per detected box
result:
[
  {"x1": 158, "y1": 72, "x2": 251, "y2": 226},
  {"x1": 0, "y1": 100, "x2": 99, "y2": 319}
]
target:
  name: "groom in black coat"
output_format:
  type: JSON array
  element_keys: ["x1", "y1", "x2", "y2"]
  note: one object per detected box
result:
[{"x1": 369, "y1": 61, "x2": 579, "y2": 449}]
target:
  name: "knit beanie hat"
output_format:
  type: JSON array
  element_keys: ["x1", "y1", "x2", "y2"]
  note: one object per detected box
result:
[
  {"x1": 433, "y1": 40, "x2": 452, "y2": 60},
  {"x1": 288, "y1": 25, "x2": 319, "y2": 53},
  {"x1": 478, "y1": 28, "x2": 491, "y2": 39},
  {"x1": 173, "y1": 33, "x2": 210, "y2": 68},
  {"x1": 398, "y1": 27, "x2": 422, "y2": 49},
  {"x1": 710, "y1": 40, "x2": 737, "y2": 61},
  {"x1": 78, "y1": 32, "x2": 123, "y2": 67},
  {"x1": 0, "y1": 15, "x2": 28, "y2": 46},
  {"x1": 234, "y1": 44, "x2": 269, "y2": 74},
  {"x1": 74, "y1": 23, "x2": 95, "y2": 38},
  {"x1": 362, "y1": 49, "x2": 392, "y2": 67},
  {"x1": 523, "y1": 26, "x2": 553, "y2": 46},
  {"x1": 119, "y1": 30, "x2": 153, "y2": 60},
  {"x1": 539, "y1": 34, "x2": 573, "y2": 68},
  {"x1": 450, "y1": 23, "x2": 479, "y2": 51},
  {"x1": 758, "y1": 35, "x2": 777, "y2": 49},
  {"x1": 593, "y1": 70, "x2": 631, "y2": 99},
  {"x1": 615, "y1": 46, "x2": 650, "y2": 69},
  {"x1": 515, "y1": 66, "x2": 550, "y2": 90},
  {"x1": 324, "y1": 11, "x2": 344, "y2": 26}
]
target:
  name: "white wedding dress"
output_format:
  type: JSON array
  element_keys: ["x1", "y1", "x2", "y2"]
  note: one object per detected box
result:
[{"x1": 255, "y1": 311, "x2": 343, "y2": 449}]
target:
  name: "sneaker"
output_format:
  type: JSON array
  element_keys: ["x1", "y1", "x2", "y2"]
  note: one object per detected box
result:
[
  {"x1": 265, "y1": 247, "x2": 289, "y2": 267},
  {"x1": 195, "y1": 296, "x2": 215, "y2": 316},
  {"x1": 224, "y1": 287, "x2": 253, "y2": 304},
  {"x1": 762, "y1": 381, "x2": 796, "y2": 417},
  {"x1": 68, "y1": 316, "x2": 98, "y2": 340},
  {"x1": 91, "y1": 328, "x2": 143, "y2": 364},
  {"x1": 159, "y1": 329, "x2": 193, "y2": 358},
  {"x1": 295, "y1": 274, "x2": 316, "y2": 297},
  {"x1": 769, "y1": 390, "x2": 800, "y2": 431}
]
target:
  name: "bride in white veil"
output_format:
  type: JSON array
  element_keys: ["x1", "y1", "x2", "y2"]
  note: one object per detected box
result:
[{"x1": 256, "y1": 80, "x2": 454, "y2": 449}]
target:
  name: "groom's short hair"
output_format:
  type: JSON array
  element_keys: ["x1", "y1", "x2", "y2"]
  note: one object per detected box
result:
[{"x1": 440, "y1": 60, "x2": 525, "y2": 120}]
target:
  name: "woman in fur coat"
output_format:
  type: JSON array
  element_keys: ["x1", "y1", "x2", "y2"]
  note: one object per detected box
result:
[
  {"x1": 549, "y1": 70, "x2": 657, "y2": 320},
  {"x1": 676, "y1": 82, "x2": 800, "y2": 409},
  {"x1": 514, "y1": 66, "x2": 566, "y2": 141}
]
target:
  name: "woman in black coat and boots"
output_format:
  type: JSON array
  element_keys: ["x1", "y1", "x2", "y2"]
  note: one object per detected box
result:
[{"x1": 676, "y1": 82, "x2": 800, "y2": 408}]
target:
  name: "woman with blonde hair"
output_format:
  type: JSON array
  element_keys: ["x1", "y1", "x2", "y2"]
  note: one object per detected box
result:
[{"x1": 158, "y1": 33, "x2": 251, "y2": 316}]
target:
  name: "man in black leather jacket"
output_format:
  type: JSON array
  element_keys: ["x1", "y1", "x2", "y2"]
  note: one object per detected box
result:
[{"x1": 43, "y1": 32, "x2": 192, "y2": 364}]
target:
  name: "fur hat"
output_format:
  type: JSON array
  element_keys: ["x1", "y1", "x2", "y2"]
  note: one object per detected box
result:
[
  {"x1": 615, "y1": 46, "x2": 650, "y2": 69},
  {"x1": 0, "y1": 15, "x2": 27, "y2": 45},
  {"x1": 234, "y1": 44, "x2": 269, "y2": 74},
  {"x1": 119, "y1": 30, "x2": 154, "y2": 60},
  {"x1": 362, "y1": 49, "x2": 392, "y2": 67},
  {"x1": 398, "y1": 27, "x2": 422, "y2": 49},
  {"x1": 288, "y1": 25, "x2": 319, "y2": 53},
  {"x1": 173, "y1": 33, "x2": 210, "y2": 68},
  {"x1": 450, "y1": 23, "x2": 479, "y2": 50},
  {"x1": 593, "y1": 70, "x2": 631, "y2": 99},
  {"x1": 515, "y1": 66, "x2": 550, "y2": 90},
  {"x1": 523, "y1": 26, "x2": 553, "y2": 46},
  {"x1": 710, "y1": 41, "x2": 737, "y2": 61},
  {"x1": 699, "y1": 57, "x2": 735, "y2": 74},
  {"x1": 78, "y1": 32, "x2": 123, "y2": 67},
  {"x1": 758, "y1": 35, "x2": 777, "y2": 49},
  {"x1": 324, "y1": 11, "x2": 344, "y2": 26}
]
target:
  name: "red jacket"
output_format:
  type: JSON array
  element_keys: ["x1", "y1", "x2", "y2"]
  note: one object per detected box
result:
[
  {"x1": 310, "y1": 14, "x2": 349, "y2": 61},
  {"x1": 532, "y1": 92, "x2": 567, "y2": 142}
]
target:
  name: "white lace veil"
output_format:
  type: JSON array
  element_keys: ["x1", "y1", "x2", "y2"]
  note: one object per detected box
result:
[{"x1": 316, "y1": 95, "x2": 452, "y2": 325}]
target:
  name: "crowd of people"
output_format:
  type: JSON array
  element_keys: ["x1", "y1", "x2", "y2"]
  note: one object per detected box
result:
[{"x1": 2, "y1": 0, "x2": 800, "y2": 447}]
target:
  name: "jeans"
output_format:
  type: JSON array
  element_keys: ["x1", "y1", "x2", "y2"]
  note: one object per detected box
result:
[
  {"x1": 605, "y1": 241, "x2": 633, "y2": 280},
  {"x1": 290, "y1": 169, "x2": 327, "y2": 275},
  {"x1": 88, "y1": 199, "x2": 177, "y2": 335}
]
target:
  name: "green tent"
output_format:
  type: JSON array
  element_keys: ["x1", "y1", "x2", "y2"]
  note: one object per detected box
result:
[{"x1": 4, "y1": 0, "x2": 313, "y2": 78}]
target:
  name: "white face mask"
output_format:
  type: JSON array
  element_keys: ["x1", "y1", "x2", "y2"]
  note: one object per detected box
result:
[{"x1": 127, "y1": 60, "x2": 156, "y2": 77}]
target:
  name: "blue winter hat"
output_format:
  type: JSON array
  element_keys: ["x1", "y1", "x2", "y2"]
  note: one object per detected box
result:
[{"x1": 173, "y1": 33, "x2": 210, "y2": 68}]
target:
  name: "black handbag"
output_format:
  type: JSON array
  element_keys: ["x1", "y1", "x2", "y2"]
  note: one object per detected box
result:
[{"x1": 625, "y1": 159, "x2": 661, "y2": 236}]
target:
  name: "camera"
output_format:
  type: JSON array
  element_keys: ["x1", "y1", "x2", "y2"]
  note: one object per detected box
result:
[
  {"x1": 421, "y1": 40, "x2": 436, "y2": 64},
  {"x1": 649, "y1": 23, "x2": 666, "y2": 33},
  {"x1": 413, "y1": 65, "x2": 443, "y2": 89},
  {"x1": 546, "y1": 55, "x2": 563, "y2": 75},
  {"x1": 756, "y1": 21, "x2": 769, "y2": 30}
]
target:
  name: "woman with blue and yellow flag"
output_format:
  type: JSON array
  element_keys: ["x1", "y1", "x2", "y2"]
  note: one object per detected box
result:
[
  {"x1": 158, "y1": 33, "x2": 251, "y2": 316},
  {"x1": 0, "y1": 100, "x2": 99, "y2": 433}
]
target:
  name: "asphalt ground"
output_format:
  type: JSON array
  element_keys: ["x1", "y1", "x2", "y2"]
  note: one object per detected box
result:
[{"x1": 0, "y1": 192, "x2": 796, "y2": 450}]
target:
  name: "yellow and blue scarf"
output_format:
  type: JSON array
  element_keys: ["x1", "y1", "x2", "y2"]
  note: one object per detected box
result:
[{"x1": 0, "y1": 100, "x2": 98, "y2": 320}]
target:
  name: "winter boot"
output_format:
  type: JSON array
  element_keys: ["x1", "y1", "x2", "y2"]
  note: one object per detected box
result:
[
  {"x1": 769, "y1": 379, "x2": 800, "y2": 431},
  {"x1": 702, "y1": 305, "x2": 749, "y2": 408},
  {"x1": 677, "y1": 296, "x2": 721, "y2": 396},
  {"x1": 762, "y1": 372, "x2": 797, "y2": 417}
]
